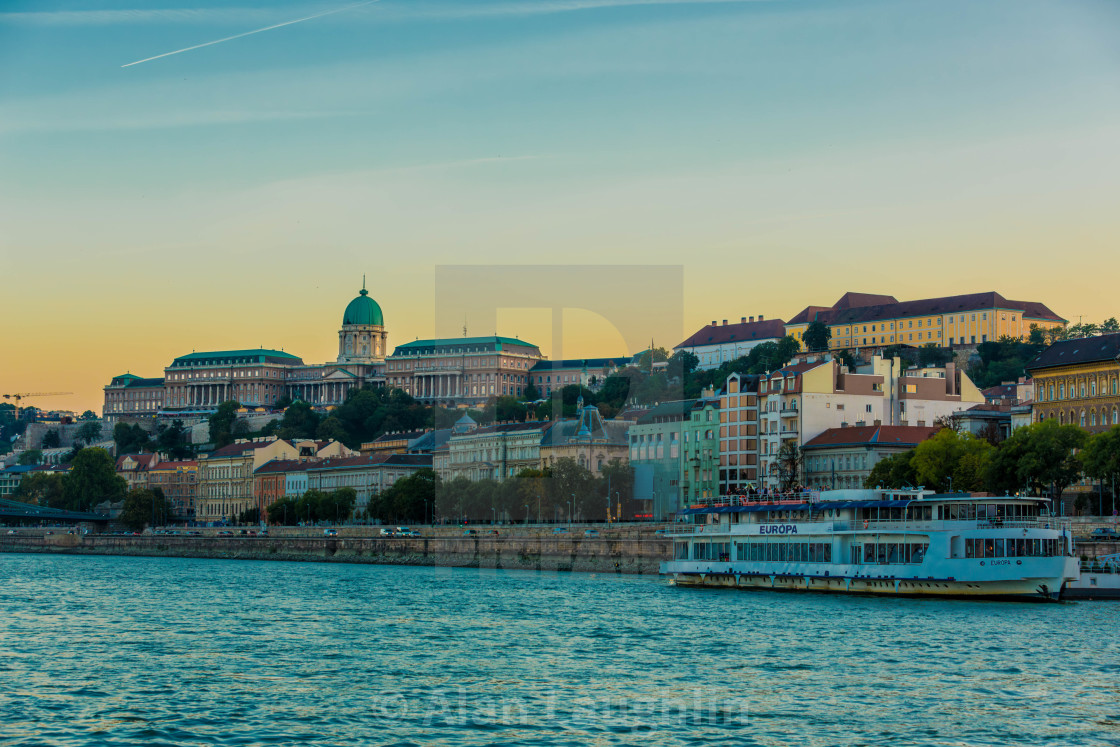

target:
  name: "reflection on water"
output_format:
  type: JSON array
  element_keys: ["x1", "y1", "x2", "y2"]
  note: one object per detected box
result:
[{"x1": 1, "y1": 554, "x2": 1118, "y2": 746}]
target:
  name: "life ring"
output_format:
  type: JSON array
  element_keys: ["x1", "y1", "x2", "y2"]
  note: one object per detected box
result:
[{"x1": 863, "y1": 520, "x2": 869, "y2": 529}]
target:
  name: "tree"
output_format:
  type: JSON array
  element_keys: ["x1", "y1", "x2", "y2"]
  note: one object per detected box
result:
[
  {"x1": 156, "y1": 420, "x2": 194, "y2": 460},
  {"x1": 523, "y1": 381, "x2": 542, "y2": 402},
  {"x1": 864, "y1": 451, "x2": 918, "y2": 489},
  {"x1": 113, "y1": 422, "x2": 153, "y2": 454},
  {"x1": 119, "y1": 487, "x2": 173, "y2": 530},
  {"x1": 635, "y1": 347, "x2": 669, "y2": 373},
  {"x1": 18, "y1": 449, "x2": 43, "y2": 465},
  {"x1": 63, "y1": 447, "x2": 126, "y2": 512},
  {"x1": 318, "y1": 487, "x2": 357, "y2": 523},
  {"x1": 910, "y1": 429, "x2": 993, "y2": 492},
  {"x1": 76, "y1": 420, "x2": 103, "y2": 446},
  {"x1": 315, "y1": 416, "x2": 350, "y2": 443},
  {"x1": 834, "y1": 349, "x2": 857, "y2": 370},
  {"x1": 42, "y1": 429, "x2": 61, "y2": 449},
  {"x1": 667, "y1": 350, "x2": 699, "y2": 380},
  {"x1": 208, "y1": 400, "x2": 241, "y2": 447},
  {"x1": 14, "y1": 472, "x2": 66, "y2": 508},
  {"x1": 492, "y1": 396, "x2": 527, "y2": 423},
  {"x1": 377, "y1": 469, "x2": 436, "y2": 523},
  {"x1": 803, "y1": 321, "x2": 832, "y2": 352},
  {"x1": 79, "y1": 410, "x2": 98, "y2": 421},
  {"x1": 918, "y1": 344, "x2": 953, "y2": 368},
  {"x1": 774, "y1": 442, "x2": 803, "y2": 491},
  {"x1": 237, "y1": 507, "x2": 261, "y2": 525},
  {"x1": 266, "y1": 497, "x2": 299, "y2": 525},
  {"x1": 1101, "y1": 318, "x2": 1120, "y2": 334},
  {"x1": 1080, "y1": 426, "x2": 1120, "y2": 515},
  {"x1": 276, "y1": 401, "x2": 322, "y2": 441},
  {"x1": 986, "y1": 419, "x2": 1086, "y2": 511}
]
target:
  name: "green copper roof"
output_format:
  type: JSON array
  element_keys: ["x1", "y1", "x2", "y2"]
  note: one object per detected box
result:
[
  {"x1": 343, "y1": 288, "x2": 384, "y2": 326},
  {"x1": 172, "y1": 349, "x2": 302, "y2": 366},
  {"x1": 394, "y1": 336, "x2": 537, "y2": 352}
]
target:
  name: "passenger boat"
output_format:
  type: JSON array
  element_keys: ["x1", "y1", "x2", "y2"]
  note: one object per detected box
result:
[{"x1": 661, "y1": 488, "x2": 1078, "y2": 601}]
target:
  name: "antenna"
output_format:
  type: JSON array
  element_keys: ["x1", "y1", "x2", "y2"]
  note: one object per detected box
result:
[{"x1": 363, "y1": 273, "x2": 366, "y2": 291}]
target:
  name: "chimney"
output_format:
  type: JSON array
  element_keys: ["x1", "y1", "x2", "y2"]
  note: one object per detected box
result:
[
  {"x1": 711, "y1": 320, "x2": 717, "y2": 326},
  {"x1": 722, "y1": 320, "x2": 728, "y2": 326},
  {"x1": 749, "y1": 316, "x2": 755, "y2": 323},
  {"x1": 758, "y1": 314, "x2": 764, "y2": 321},
  {"x1": 741, "y1": 317, "x2": 746, "y2": 324}
]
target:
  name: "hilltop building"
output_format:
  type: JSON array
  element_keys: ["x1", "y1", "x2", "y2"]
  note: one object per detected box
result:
[
  {"x1": 1027, "y1": 332, "x2": 1120, "y2": 432},
  {"x1": 385, "y1": 336, "x2": 542, "y2": 405},
  {"x1": 675, "y1": 316, "x2": 787, "y2": 370},
  {"x1": 785, "y1": 291, "x2": 1064, "y2": 352}
]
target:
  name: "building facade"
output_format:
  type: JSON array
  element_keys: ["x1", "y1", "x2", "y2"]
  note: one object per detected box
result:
[
  {"x1": 440, "y1": 421, "x2": 550, "y2": 482},
  {"x1": 718, "y1": 374, "x2": 761, "y2": 494},
  {"x1": 752, "y1": 355, "x2": 983, "y2": 488},
  {"x1": 539, "y1": 404, "x2": 630, "y2": 476},
  {"x1": 115, "y1": 452, "x2": 160, "y2": 492},
  {"x1": 197, "y1": 437, "x2": 352, "y2": 523},
  {"x1": 385, "y1": 336, "x2": 543, "y2": 405},
  {"x1": 1027, "y1": 333, "x2": 1120, "y2": 432},
  {"x1": 106, "y1": 285, "x2": 388, "y2": 419},
  {"x1": 675, "y1": 317, "x2": 786, "y2": 370},
  {"x1": 629, "y1": 400, "x2": 694, "y2": 520},
  {"x1": 529, "y1": 357, "x2": 628, "y2": 396},
  {"x1": 785, "y1": 291, "x2": 1065, "y2": 352},
  {"x1": 680, "y1": 396, "x2": 720, "y2": 503},
  {"x1": 102, "y1": 374, "x2": 165, "y2": 425},
  {"x1": 147, "y1": 460, "x2": 199, "y2": 520},
  {"x1": 306, "y1": 453, "x2": 431, "y2": 517},
  {"x1": 802, "y1": 425, "x2": 941, "y2": 490}
]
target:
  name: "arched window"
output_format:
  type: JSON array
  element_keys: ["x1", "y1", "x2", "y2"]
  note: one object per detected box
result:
[
  {"x1": 1102, "y1": 409, "x2": 1109, "y2": 426},
  {"x1": 1059, "y1": 411, "x2": 1065, "y2": 425},
  {"x1": 1080, "y1": 382, "x2": 1086, "y2": 398},
  {"x1": 1049, "y1": 385, "x2": 1055, "y2": 401},
  {"x1": 1113, "y1": 378, "x2": 1119, "y2": 395},
  {"x1": 1090, "y1": 410, "x2": 1097, "y2": 427},
  {"x1": 1080, "y1": 410, "x2": 1086, "y2": 427}
]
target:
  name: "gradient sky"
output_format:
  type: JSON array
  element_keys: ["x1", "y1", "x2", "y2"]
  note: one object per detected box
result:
[{"x1": 2, "y1": 0, "x2": 1119, "y2": 414}]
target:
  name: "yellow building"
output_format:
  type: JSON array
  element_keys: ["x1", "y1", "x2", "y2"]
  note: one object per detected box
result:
[
  {"x1": 197, "y1": 437, "x2": 353, "y2": 523},
  {"x1": 1027, "y1": 333, "x2": 1120, "y2": 432},
  {"x1": 786, "y1": 291, "x2": 1065, "y2": 352}
]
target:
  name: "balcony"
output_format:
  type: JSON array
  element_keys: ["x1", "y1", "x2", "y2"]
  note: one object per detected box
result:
[{"x1": 780, "y1": 407, "x2": 799, "y2": 416}]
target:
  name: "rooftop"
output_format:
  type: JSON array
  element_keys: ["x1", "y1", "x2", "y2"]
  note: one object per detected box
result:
[
  {"x1": 676, "y1": 319, "x2": 787, "y2": 349},
  {"x1": 1025, "y1": 333, "x2": 1120, "y2": 372},
  {"x1": 802, "y1": 425, "x2": 942, "y2": 450}
]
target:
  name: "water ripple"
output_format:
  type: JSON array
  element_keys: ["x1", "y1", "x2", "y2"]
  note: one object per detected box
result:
[{"x1": 1, "y1": 554, "x2": 1118, "y2": 746}]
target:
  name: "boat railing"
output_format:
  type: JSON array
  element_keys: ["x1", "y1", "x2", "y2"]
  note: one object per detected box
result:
[
  {"x1": 692, "y1": 491, "x2": 821, "y2": 509},
  {"x1": 833, "y1": 518, "x2": 1071, "y2": 532}
]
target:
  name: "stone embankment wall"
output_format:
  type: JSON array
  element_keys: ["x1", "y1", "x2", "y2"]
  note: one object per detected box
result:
[{"x1": 0, "y1": 531, "x2": 672, "y2": 575}]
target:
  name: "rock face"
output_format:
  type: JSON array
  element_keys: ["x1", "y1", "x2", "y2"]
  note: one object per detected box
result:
[{"x1": 0, "y1": 534, "x2": 671, "y2": 575}]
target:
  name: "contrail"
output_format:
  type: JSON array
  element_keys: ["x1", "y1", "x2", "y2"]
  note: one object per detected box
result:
[{"x1": 121, "y1": 0, "x2": 378, "y2": 68}]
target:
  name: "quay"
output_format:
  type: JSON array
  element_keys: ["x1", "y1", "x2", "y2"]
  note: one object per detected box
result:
[{"x1": 0, "y1": 525, "x2": 671, "y2": 575}]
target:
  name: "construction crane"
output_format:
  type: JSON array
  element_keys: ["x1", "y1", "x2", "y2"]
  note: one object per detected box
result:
[{"x1": 2, "y1": 392, "x2": 73, "y2": 418}]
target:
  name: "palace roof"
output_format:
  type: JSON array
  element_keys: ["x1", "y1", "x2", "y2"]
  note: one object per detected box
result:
[
  {"x1": 676, "y1": 319, "x2": 787, "y2": 350},
  {"x1": 1025, "y1": 333, "x2": 1120, "y2": 372}
]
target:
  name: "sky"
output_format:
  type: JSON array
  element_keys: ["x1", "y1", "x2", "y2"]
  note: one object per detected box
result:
[{"x1": 1, "y1": 0, "x2": 1119, "y2": 414}]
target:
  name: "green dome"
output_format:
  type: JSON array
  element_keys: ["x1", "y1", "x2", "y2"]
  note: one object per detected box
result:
[{"x1": 343, "y1": 288, "x2": 384, "y2": 326}]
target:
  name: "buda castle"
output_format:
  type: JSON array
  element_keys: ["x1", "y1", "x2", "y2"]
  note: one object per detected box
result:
[{"x1": 103, "y1": 284, "x2": 556, "y2": 424}]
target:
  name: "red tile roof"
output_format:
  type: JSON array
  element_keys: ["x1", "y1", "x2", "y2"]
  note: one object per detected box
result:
[
  {"x1": 253, "y1": 459, "x2": 310, "y2": 475},
  {"x1": 208, "y1": 439, "x2": 287, "y2": 458},
  {"x1": 676, "y1": 319, "x2": 787, "y2": 349},
  {"x1": 802, "y1": 425, "x2": 941, "y2": 449},
  {"x1": 790, "y1": 291, "x2": 1065, "y2": 327}
]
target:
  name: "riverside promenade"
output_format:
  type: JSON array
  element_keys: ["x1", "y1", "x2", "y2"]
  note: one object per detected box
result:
[{"x1": 0, "y1": 525, "x2": 673, "y2": 575}]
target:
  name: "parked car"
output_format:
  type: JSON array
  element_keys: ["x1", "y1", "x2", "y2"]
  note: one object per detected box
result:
[
  {"x1": 486, "y1": 530, "x2": 500, "y2": 537},
  {"x1": 553, "y1": 527, "x2": 569, "y2": 534},
  {"x1": 583, "y1": 529, "x2": 599, "y2": 538},
  {"x1": 380, "y1": 528, "x2": 396, "y2": 537},
  {"x1": 324, "y1": 529, "x2": 338, "y2": 537},
  {"x1": 653, "y1": 529, "x2": 667, "y2": 536},
  {"x1": 6, "y1": 530, "x2": 16, "y2": 535},
  {"x1": 395, "y1": 527, "x2": 417, "y2": 537},
  {"x1": 1090, "y1": 528, "x2": 1120, "y2": 541},
  {"x1": 463, "y1": 529, "x2": 478, "y2": 536}
]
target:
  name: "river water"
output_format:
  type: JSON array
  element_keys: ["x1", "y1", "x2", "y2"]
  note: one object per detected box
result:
[{"x1": 1, "y1": 554, "x2": 1118, "y2": 746}]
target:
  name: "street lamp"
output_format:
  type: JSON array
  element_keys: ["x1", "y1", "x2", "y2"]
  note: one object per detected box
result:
[{"x1": 567, "y1": 498, "x2": 572, "y2": 528}]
